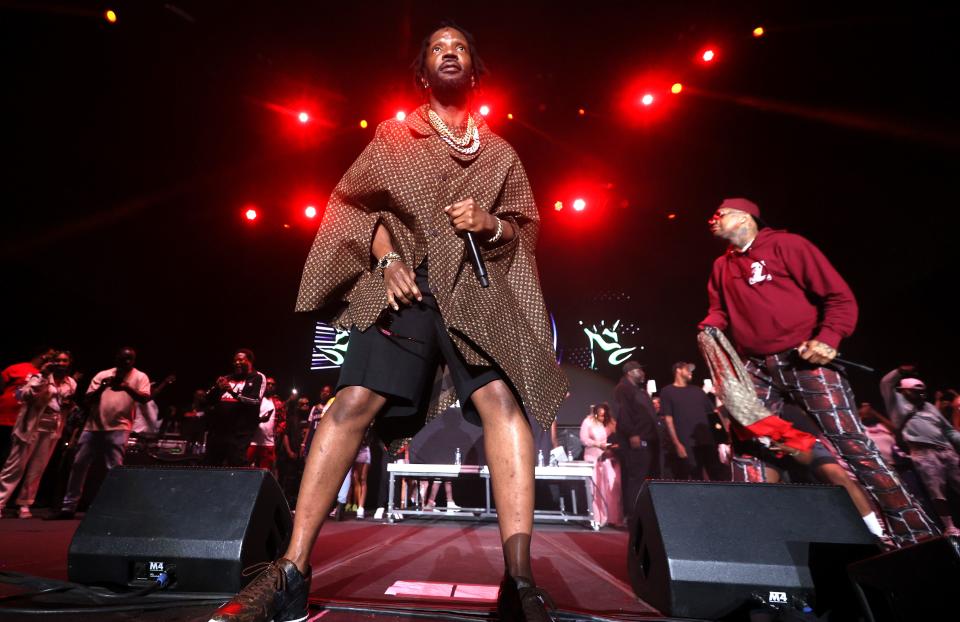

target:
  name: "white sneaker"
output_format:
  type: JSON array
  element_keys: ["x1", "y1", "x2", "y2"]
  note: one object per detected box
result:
[
  {"x1": 356, "y1": 507, "x2": 364, "y2": 519},
  {"x1": 374, "y1": 507, "x2": 385, "y2": 520},
  {"x1": 18, "y1": 506, "x2": 32, "y2": 519},
  {"x1": 446, "y1": 501, "x2": 461, "y2": 512}
]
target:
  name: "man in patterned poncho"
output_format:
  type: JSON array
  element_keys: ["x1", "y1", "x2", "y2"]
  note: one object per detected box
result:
[{"x1": 209, "y1": 22, "x2": 566, "y2": 622}]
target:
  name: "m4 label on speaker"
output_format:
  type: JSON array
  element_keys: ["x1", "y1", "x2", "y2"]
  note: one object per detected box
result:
[{"x1": 769, "y1": 591, "x2": 788, "y2": 604}]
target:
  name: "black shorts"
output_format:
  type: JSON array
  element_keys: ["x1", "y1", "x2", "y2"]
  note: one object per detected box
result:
[{"x1": 336, "y1": 260, "x2": 506, "y2": 443}]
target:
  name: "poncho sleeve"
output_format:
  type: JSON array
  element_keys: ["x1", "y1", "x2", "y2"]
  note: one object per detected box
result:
[{"x1": 295, "y1": 125, "x2": 389, "y2": 315}]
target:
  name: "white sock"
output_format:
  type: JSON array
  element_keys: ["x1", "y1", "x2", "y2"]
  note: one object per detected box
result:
[{"x1": 862, "y1": 512, "x2": 884, "y2": 537}]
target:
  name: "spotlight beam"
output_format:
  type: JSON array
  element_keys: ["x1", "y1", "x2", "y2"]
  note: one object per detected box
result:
[{"x1": 685, "y1": 86, "x2": 960, "y2": 148}]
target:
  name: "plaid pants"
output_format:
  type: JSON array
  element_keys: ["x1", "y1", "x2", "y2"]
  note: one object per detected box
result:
[{"x1": 738, "y1": 351, "x2": 939, "y2": 546}]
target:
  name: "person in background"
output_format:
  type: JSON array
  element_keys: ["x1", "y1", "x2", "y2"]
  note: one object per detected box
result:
[
  {"x1": 579, "y1": 403, "x2": 622, "y2": 527},
  {"x1": 659, "y1": 362, "x2": 724, "y2": 480},
  {"x1": 277, "y1": 396, "x2": 309, "y2": 508},
  {"x1": 247, "y1": 377, "x2": 280, "y2": 476},
  {"x1": 0, "y1": 348, "x2": 55, "y2": 465},
  {"x1": 614, "y1": 361, "x2": 659, "y2": 517},
  {"x1": 0, "y1": 351, "x2": 75, "y2": 518},
  {"x1": 881, "y1": 366, "x2": 960, "y2": 536},
  {"x1": 203, "y1": 349, "x2": 266, "y2": 467},
  {"x1": 53, "y1": 347, "x2": 151, "y2": 519}
]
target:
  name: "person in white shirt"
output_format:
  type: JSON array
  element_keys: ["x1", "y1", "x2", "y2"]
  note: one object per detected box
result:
[
  {"x1": 247, "y1": 378, "x2": 279, "y2": 477},
  {"x1": 52, "y1": 347, "x2": 151, "y2": 519}
]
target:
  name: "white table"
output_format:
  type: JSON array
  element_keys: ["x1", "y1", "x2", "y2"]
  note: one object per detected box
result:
[
  {"x1": 386, "y1": 463, "x2": 484, "y2": 521},
  {"x1": 386, "y1": 462, "x2": 599, "y2": 530},
  {"x1": 480, "y1": 462, "x2": 598, "y2": 530}
]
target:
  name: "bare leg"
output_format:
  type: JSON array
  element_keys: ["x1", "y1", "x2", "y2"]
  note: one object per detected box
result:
[
  {"x1": 472, "y1": 380, "x2": 536, "y2": 580},
  {"x1": 444, "y1": 480, "x2": 455, "y2": 504},
  {"x1": 425, "y1": 480, "x2": 440, "y2": 509},
  {"x1": 282, "y1": 386, "x2": 385, "y2": 574},
  {"x1": 353, "y1": 462, "x2": 369, "y2": 510}
]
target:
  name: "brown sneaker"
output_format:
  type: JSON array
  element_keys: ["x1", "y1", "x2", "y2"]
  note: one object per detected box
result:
[{"x1": 207, "y1": 558, "x2": 310, "y2": 622}]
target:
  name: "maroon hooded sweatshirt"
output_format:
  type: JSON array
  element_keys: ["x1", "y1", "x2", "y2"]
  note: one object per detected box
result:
[{"x1": 700, "y1": 228, "x2": 858, "y2": 356}]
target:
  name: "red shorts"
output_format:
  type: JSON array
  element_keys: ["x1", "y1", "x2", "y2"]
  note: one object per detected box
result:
[{"x1": 246, "y1": 444, "x2": 276, "y2": 471}]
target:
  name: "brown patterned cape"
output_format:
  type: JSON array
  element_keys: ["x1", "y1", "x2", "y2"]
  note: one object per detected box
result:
[{"x1": 295, "y1": 104, "x2": 568, "y2": 433}]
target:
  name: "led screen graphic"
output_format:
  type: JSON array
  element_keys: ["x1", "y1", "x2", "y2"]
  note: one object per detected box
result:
[{"x1": 311, "y1": 322, "x2": 350, "y2": 370}]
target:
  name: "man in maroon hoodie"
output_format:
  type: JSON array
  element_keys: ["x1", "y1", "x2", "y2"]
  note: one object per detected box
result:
[{"x1": 701, "y1": 198, "x2": 937, "y2": 546}]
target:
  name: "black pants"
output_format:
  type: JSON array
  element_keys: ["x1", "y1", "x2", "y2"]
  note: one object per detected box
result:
[
  {"x1": 203, "y1": 426, "x2": 256, "y2": 467},
  {"x1": 671, "y1": 444, "x2": 726, "y2": 481},
  {"x1": 620, "y1": 440, "x2": 660, "y2": 516}
]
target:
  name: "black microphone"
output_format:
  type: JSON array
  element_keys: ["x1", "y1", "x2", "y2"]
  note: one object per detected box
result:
[{"x1": 464, "y1": 232, "x2": 490, "y2": 288}]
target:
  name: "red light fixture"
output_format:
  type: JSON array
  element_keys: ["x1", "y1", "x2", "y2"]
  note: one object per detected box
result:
[
  {"x1": 702, "y1": 49, "x2": 716, "y2": 62},
  {"x1": 297, "y1": 111, "x2": 310, "y2": 124},
  {"x1": 671, "y1": 83, "x2": 683, "y2": 94},
  {"x1": 305, "y1": 205, "x2": 317, "y2": 218},
  {"x1": 641, "y1": 93, "x2": 654, "y2": 106},
  {"x1": 479, "y1": 105, "x2": 490, "y2": 116},
  {"x1": 753, "y1": 26, "x2": 765, "y2": 38},
  {"x1": 245, "y1": 208, "x2": 258, "y2": 221},
  {"x1": 573, "y1": 198, "x2": 586, "y2": 212},
  {"x1": 554, "y1": 201, "x2": 563, "y2": 211},
  {"x1": 104, "y1": 9, "x2": 118, "y2": 23},
  {"x1": 359, "y1": 119, "x2": 368, "y2": 129},
  {"x1": 395, "y1": 111, "x2": 406, "y2": 122}
]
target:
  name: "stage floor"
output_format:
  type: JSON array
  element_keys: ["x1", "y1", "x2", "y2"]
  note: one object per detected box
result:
[{"x1": 0, "y1": 513, "x2": 662, "y2": 621}]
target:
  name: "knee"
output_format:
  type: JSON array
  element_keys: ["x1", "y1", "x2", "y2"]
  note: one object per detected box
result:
[
  {"x1": 327, "y1": 386, "x2": 382, "y2": 428},
  {"x1": 475, "y1": 381, "x2": 524, "y2": 421}
]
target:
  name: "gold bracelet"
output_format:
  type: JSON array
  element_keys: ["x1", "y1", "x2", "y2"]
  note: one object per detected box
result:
[{"x1": 487, "y1": 217, "x2": 503, "y2": 244}]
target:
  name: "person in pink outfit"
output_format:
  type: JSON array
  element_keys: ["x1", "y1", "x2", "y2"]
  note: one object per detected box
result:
[{"x1": 580, "y1": 403, "x2": 623, "y2": 527}]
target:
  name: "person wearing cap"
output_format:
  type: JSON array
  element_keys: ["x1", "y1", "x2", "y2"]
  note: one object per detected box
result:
[
  {"x1": 881, "y1": 366, "x2": 960, "y2": 536},
  {"x1": 659, "y1": 362, "x2": 724, "y2": 481},
  {"x1": 701, "y1": 197, "x2": 938, "y2": 545},
  {"x1": 613, "y1": 360, "x2": 659, "y2": 516}
]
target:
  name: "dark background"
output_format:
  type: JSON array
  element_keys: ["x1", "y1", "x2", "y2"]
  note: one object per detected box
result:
[{"x1": 2, "y1": 1, "x2": 957, "y2": 412}]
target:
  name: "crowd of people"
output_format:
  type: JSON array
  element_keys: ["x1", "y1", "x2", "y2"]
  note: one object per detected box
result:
[
  {"x1": 0, "y1": 347, "x2": 372, "y2": 520},
  {"x1": 567, "y1": 357, "x2": 960, "y2": 538},
  {"x1": 3, "y1": 342, "x2": 957, "y2": 539}
]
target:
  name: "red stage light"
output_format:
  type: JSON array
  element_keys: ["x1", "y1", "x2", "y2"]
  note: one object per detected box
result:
[
  {"x1": 507, "y1": 113, "x2": 514, "y2": 120},
  {"x1": 668, "y1": 213, "x2": 677, "y2": 220},
  {"x1": 671, "y1": 83, "x2": 683, "y2": 94},
  {"x1": 753, "y1": 26, "x2": 765, "y2": 38},
  {"x1": 305, "y1": 205, "x2": 317, "y2": 218},
  {"x1": 641, "y1": 94, "x2": 654, "y2": 106},
  {"x1": 104, "y1": 9, "x2": 117, "y2": 23},
  {"x1": 297, "y1": 111, "x2": 310, "y2": 124},
  {"x1": 702, "y1": 49, "x2": 716, "y2": 62},
  {"x1": 578, "y1": 108, "x2": 586, "y2": 116},
  {"x1": 395, "y1": 111, "x2": 406, "y2": 122},
  {"x1": 573, "y1": 198, "x2": 586, "y2": 211},
  {"x1": 554, "y1": 201, "x2": 563, "y2": 211},
  {"x1": 479, "y1": 105, "x2": 490, "y2": 116},
  {"x1": 359, "y1": 119, "x2": 368, "y2": 129},
  {"x1": 245, "y1": 208, "x2": 258, "y2": 221}
]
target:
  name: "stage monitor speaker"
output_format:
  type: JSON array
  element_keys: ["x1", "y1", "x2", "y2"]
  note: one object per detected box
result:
[
  {"x1": 847, "y1": 535, "x2": 960, "y2": 620},
  {"x1": 68, "y1": 466, "x2": 292, "y2": 592},
  {"x1": 628, "y1": 481, "x2": 878, "y2": 619}
]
